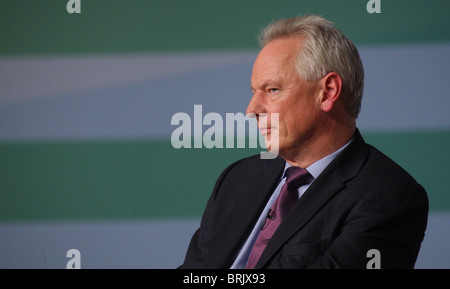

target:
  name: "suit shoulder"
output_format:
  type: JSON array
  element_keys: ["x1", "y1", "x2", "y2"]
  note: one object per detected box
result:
[
  {"x1": 363, "y1": 144, "x2": 426, "y2": 194},
  {"x1": 366, "y1": 145, "x2": 413, "y2": 177}
]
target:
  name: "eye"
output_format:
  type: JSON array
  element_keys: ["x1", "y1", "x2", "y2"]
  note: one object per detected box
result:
[{"x1": 268, "y1": 88, "x2": 279, "y2": 94}]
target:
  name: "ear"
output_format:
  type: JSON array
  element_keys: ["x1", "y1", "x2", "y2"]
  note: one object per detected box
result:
[{"x1": 319, "y1": 72, "x2": 342, "y2": 113}]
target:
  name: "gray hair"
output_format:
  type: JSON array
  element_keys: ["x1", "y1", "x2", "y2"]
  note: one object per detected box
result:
[{"x1": 259, "y1": 15, "x2": 364, "y2": 118}]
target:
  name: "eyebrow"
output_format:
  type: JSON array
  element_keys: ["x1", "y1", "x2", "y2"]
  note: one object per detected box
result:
[{"x1": 250, "y1": 80, "x2": 281, "y2": 92}]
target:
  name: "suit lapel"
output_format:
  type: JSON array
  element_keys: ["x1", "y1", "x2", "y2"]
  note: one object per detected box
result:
[
  {"x1": 255, "y1": 129, "x2": 369, "y2": 268},
  {"x1": 206, "y1": 155, "x2": 286, "y2": 268}
]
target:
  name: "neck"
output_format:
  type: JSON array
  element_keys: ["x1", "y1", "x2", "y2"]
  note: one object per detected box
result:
[{"x1": 283, "y1": 118, "x2": 356, "y2": 168}]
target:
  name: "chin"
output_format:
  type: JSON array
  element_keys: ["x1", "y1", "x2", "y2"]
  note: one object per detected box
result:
[{"x1": 265, "y1": 139, "x2": 282, "y2": 157}]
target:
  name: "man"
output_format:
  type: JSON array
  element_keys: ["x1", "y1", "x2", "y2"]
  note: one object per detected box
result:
[{"x1": 180, "y1": 15, "x2": 428, "y2": 269}]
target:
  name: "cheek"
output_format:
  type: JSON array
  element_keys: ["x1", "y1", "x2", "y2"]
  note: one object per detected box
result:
[
  {"x1": 281, "y1": 105, "x2": 318, "y2": 137},
  {"x1": 277, "y1": 115, "x2": 297, "y2": 139},
  {"x1": 270, "y1": 92, "x2": 319, "y2": 136}
]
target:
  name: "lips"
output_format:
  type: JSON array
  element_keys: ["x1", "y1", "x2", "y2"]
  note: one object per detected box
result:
[
  {"x1": 259, "y1": 128, "x2": 271, "y2": 135},
  {"x1": 259, "y1": 126, "x2": 278, "y2": 136},
  {"x1": 257, "y1": 113, "x2": 279, "y2": 136}
]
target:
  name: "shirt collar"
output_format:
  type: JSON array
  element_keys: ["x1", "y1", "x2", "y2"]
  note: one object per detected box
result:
[{"x1": 283, "y1": 138, "x2": 353, "y2": 180}]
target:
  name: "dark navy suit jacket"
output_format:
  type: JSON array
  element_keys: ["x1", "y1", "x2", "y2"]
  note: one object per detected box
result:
[{"x1": 180, "y1": 129, "x2": 429, "y2": 269}]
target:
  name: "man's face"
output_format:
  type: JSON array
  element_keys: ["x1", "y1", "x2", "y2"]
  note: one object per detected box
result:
[{"x1": 247, "y1": 37, "x2": 323, "y2": 159}]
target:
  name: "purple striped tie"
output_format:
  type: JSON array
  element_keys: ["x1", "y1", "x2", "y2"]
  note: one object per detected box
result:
[{"x1": 245, "y1": 166, "x2": 311, "y2": 269}]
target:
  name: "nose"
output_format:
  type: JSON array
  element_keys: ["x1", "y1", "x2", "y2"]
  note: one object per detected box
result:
[{"x1": 246, "y1": 92, "x2": 266, "y2": 118}]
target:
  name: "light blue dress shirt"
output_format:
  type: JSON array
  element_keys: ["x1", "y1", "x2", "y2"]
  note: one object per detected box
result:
[{"x1": 230, "y1": 140, "x2": 351, "y2": 269}]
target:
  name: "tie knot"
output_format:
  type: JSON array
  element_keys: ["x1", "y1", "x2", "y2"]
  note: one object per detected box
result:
[{"x1": 285, "y1": 166, "x2": 311, "y2": 188}]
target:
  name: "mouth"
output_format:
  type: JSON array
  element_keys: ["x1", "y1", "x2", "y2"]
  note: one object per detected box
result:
[
  {"x1": 259, "y1": 128, "x2": 271, "y2": 135},
  {"x1": 257, "y1": 113, "x2": 279, "y2": 136},
  {"x1": 259, "y1": 127, "x2": 277, "y2": 136}
]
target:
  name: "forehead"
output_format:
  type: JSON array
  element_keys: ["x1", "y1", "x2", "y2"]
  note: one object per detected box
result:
[
  {"x1": 258, "y1": 37, "x2": 301, "y2": 60},
  {"x1": 252, "y1": 38, "x2": 302, "y2": 82}
]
